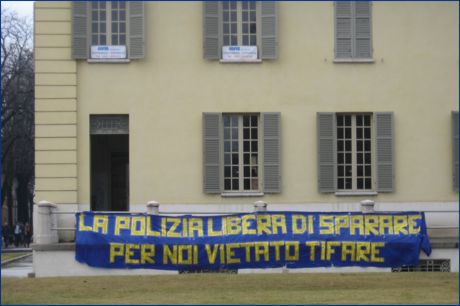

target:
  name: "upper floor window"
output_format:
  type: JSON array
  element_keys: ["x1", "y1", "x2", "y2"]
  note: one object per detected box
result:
[
  {"x1": 203, "y1": 1, "x2": 278, "y2": 61},
  {"x1": 71, "y1": 1, "x2": 145, "y2": 60},
  {"x1": 334, "y1": 1, "x2": 372, "y2": 62}
]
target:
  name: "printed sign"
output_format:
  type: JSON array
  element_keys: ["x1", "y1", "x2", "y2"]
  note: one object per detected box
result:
[
  {"x1": 75, "y1": 211, "x2": 431, "y2": 270},
  {"x1": 222, "y1": 46, "x2": 258, "y2": 61},
  {"x1": 91, "y1": 45, "x2": 127, "y2": 59}
]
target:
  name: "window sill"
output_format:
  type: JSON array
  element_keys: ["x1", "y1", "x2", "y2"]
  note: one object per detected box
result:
[
  {"x1": 219, "y1": 59, "x2": 262, "y2": 64},
  {"x1": 335, "y1": 191, "x2": 378, "y2": 196},
  {"x1": 87, "y1": 59, "x2": 130, "y2": 64},
  {"x1": 221, "y1": 192, "x2": 264, "y2": 197},
  {"x1": 333, "y1": 58, "x2": 374, "y2": 64}
]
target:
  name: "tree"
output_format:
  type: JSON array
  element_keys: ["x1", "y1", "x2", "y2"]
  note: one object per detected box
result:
[{"x1": 1, "y1": 8, "x2": 34, "y2": 227}]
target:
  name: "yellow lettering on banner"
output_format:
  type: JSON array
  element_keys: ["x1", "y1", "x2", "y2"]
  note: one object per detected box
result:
[
  {"x1": 326, "y1": 241, "x2": 341, "y2": 260},
  {"x1": 166, "y1": 218, "x2": 182, "y2": 237},
  {"x1": 320, "y1": 241, "x2": 326, "y2": 260},
  {"x1": 356, "y1": 242, "x2": 370, "y2": 262},
  {"x1": 319, "y1": 215, "x2": 334, "y2": 235},
  {"x1": 226, "y1": 243, "x2": 241, "y2": 264},
  {"x1": 306, "y1": 241, "x2": 320, "y2": 261},
  {"x1": 254, "y1": 242, "x2": 269, "y2": 262},
  {"x1": 364, "y1": 215, "x2": 379, "y2": 236},
  {"x1": 131, "y1": 216, "x2": 146, "y2": 236},
  {"x1": 114, "y1": 216, "x2": 130, "y2": 235},
  {"x1": 350, "y1": 215, "x2": 364, "y2": 235},
  {"x1": 182, "y1": 218, "x2": 188, "y2": 237},
  {"x1": 226, "y1": 216, "x2": 242, "y2": 235},
  {"x1": 110, "y1": 243, "x2": 124, "y2": 263},
  {"x1": 408, "y1": 215, "x2": 422, "y2": 234},
  {"x1": 207, "y1": 218, "x2": 222, "y2": 237},
  {"x1": 125, "y1": 244, "x2": 140, "y2": 264},
  {"x1": 272, "y1": 214, "x2": 287, "y2": 234},
  {"x1": 161, "y1": 218, "x2": 167, "y2": 236},
  {"x1": 257, "y1": 215, "x2": 272, "y2": 235},
  {"x1": 146, "y1": 217, "x2": 160, "y2": 237},
  {"x1": 141, "y1": 244, "x2": 155, "y2": 264},
  {"x1": 219, "y1": 244, "x2": 225, "y2": 264},
  {"x1": 189, "y1": 218, "x2": 204, "y2": 238},
  {"x1": 242, "y1": 215, "x2": 256, "y2": 235},
  {"x1": 205, "y1": 244, "x2": 219, "y2": 264},
  {"x1": 371, "y1": 242, "x2": 385, "y2": 263},
  {"x1": 379, "y1": 215, "x2": 394, "y2": 235},
  {"x1": 241, "y1": 242, "x2": 254, "y2": 262},
  {"x1": 163, "y1": 245, "x2": 177, "y2": 264},
  {"x1": 193, "y1": 245, "x2": 198, "y2": 265},
  {"x1": 79, "y1": 214, "x2": 92, "y2": 231},
  {"x1": 270, "y1": 241, "x2": 284, "y2": 261},
  {"x1": 93, "y1": 215, "x2": 108, "y2": 234},
  {"x1": 341, "y1": 241, "x2": 356, "y2": 261},
  {"x1": 292, "y1": 215, "x2": 306, "y2": 234},
  {"x1": 393, "y1": 215, "x2": 408, "y2": 235},
  {"x1": 335, "y1": 215, "x2": 349, "y2": 235},
  {"x1": 308, "y1": 215, "x2": 314, "y2": 234},
  {"x1": 178, "y1": 245, "x2": 193, "y2": 265},
  {"x1": 285, "y1": 241, "x2": 299, "y2": 261}
]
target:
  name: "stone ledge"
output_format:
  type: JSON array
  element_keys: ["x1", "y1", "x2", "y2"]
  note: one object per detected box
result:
[
  {"x1": 31, "y1": 242, "x2": 75, "y2": 251},
  {"x1": 430, "y1": 237, "x2": 459, "y2": 249}
]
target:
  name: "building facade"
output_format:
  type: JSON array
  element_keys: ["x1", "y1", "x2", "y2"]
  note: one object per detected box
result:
[{"x1": 33, "y1": 1, "x2": 458, "y2": 275}]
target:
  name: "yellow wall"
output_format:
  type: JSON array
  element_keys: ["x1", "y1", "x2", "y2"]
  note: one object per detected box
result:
[{"x1": 36, "y1": 2, "x2": 458, "y2": 206}]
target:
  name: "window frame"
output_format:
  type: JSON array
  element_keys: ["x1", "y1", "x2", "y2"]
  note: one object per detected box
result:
[
  {"x1": 87, "y1": 1, "x2": 130, "y2": 62},
  {"x1": 221, "y1": 113, "x2": 264, "y2": 196},
  {"x1": 335, "y1": 113, "x2": 376, "y2": 194},
  {"x1": 334, "y1": 1, "x2": 374, "y2": 63}
]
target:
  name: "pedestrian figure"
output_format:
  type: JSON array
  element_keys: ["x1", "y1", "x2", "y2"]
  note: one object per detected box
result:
[
  {"x1": 23, "y1": 222, "x2": 31, "y2": 248},
  {"x1": 2, "y1": 222, "x2": 10, "y2": 248},
  {"x1": 14, "y1": 222, "x2": 22, "y2": 247}
]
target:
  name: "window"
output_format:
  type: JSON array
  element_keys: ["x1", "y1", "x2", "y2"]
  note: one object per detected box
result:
[
  {"x1": 203, "y1": 2, "x2": 278, "y2": 60},
  {"x1": 71, "y1": 2, "x2": 145, "y2": 60},
  {"x1": 223, "y1": 115, "x2": 260, "y2": 192},
  {"x1": 203, "y1": 113, "x2": 281, "y2": 195},
  {"x1": 317, "y1": 112, "x2": 393, "y2": 194},
  {"x1": 222, "y1": 1, "x2": 258, "y2": 47},
  {"x1": 336, "y1": 114, "x2": 373, "y2": 191},
  {"x1": 335, "y1": 1, "x2": 372, "y2": 61},
  {"x1": 90, "y1": 1, "x2": 127, "y2": 46}
]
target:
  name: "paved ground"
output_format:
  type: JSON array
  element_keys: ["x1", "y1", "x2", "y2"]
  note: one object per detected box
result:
[{"x1": 1, "y1": 254, "x2": 33, "y2": 278}]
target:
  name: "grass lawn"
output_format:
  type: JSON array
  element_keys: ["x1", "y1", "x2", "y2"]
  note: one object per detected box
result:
[
  {"x1": 1, "y1": 252, "x2": 29, "y2": 263},
  {"x1": 2, "y1": 272, "x2": 458, "y2": 304}
]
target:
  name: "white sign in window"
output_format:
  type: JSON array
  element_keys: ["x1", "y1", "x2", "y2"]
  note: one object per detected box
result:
[
  {"x1": 91, "y1": 45, "x2": 127, "y2": 59},
  {"x1": 222, "y1": 46, "x2": 258, "y2": 61}
]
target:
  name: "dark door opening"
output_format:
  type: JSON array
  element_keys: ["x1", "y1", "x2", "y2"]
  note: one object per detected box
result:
[{"x1": 90, "y1": 134, "x2": 129, "y2": 211}]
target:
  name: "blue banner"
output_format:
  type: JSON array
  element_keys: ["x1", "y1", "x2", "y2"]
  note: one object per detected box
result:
[{"x1": 75, "y1": 211, "x2": 431, "y2": 270}]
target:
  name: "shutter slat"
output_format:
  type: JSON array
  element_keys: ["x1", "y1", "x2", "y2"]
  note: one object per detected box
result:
[
  {"x1": 317, "y1": 113, "x2": 336, "y2": 193},
  {"x1": 335, "y1": 2, "x2": 352, "y2": 59},
  {"x1": 263, "y1": 113, "x2": 281, "y2": 193},
  {"x1": 353, "y1": 2, "x2": 371, "y2": 58},
  {"x1": 203, "y1": 113, "x2": 222, "y2": 193},
  {"x1": 375, "y1": 112, "x2": 394, "y2": 192},
  {"x1": 452, "y1": 111, "x2": 459, "y2": 192},
  {"x1": 72, "y1": 2, "x2": 88, "y2": 59},
  {"x1": 203, "y1": 2, "x2": 220, "y2": 59},
  {"x1": 261, "y1": 1, "x2": 278, "y2": 59},
  {"x1": 129, "y1": 1, "x2": 145, "y2": 59}
]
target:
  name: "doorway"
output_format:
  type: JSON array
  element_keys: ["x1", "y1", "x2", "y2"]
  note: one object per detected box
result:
[{"x1": 90, "y1": 115, "x2": 129, "y2": 211}]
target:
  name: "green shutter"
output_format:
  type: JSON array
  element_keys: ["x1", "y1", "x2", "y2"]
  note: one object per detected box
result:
[
  {"x1": 129, "y1": 1, "x2": 145, "y2": 59},
  {"x1": 262, "y1": 113, "x2": 281, "y2": 193},
  {"x1": 354, "y1": 1, "x2": 372, "y2": 59},
  {"x1": 71, "y1": 2, "x2": 88, "y2": 59},
  {"x1": 375, "y1": 112, "x2": 394, "y2": 192},
  {"x1": 335, "y1": 1, "x2": 352, "y2": 59},
  {"x1": 203, "y1": 113, "x2": 222, "y2": 194},
  {"x1": 203, "y1": 2, "x2": 220, "y2": 59},
  {"x1": 260, "y1": 1, "x2": 278, "y2": 59},
  {"x1": 317, "y1": 113, "x2": 336, "y2": 193},
  {"x1": 452, "y1": 111, "x2": 459, "y2": 192}
]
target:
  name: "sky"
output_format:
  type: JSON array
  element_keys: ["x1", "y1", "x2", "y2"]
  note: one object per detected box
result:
[{"x1": 1, "y1": 1, "x2": 34, "y2": 20}]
